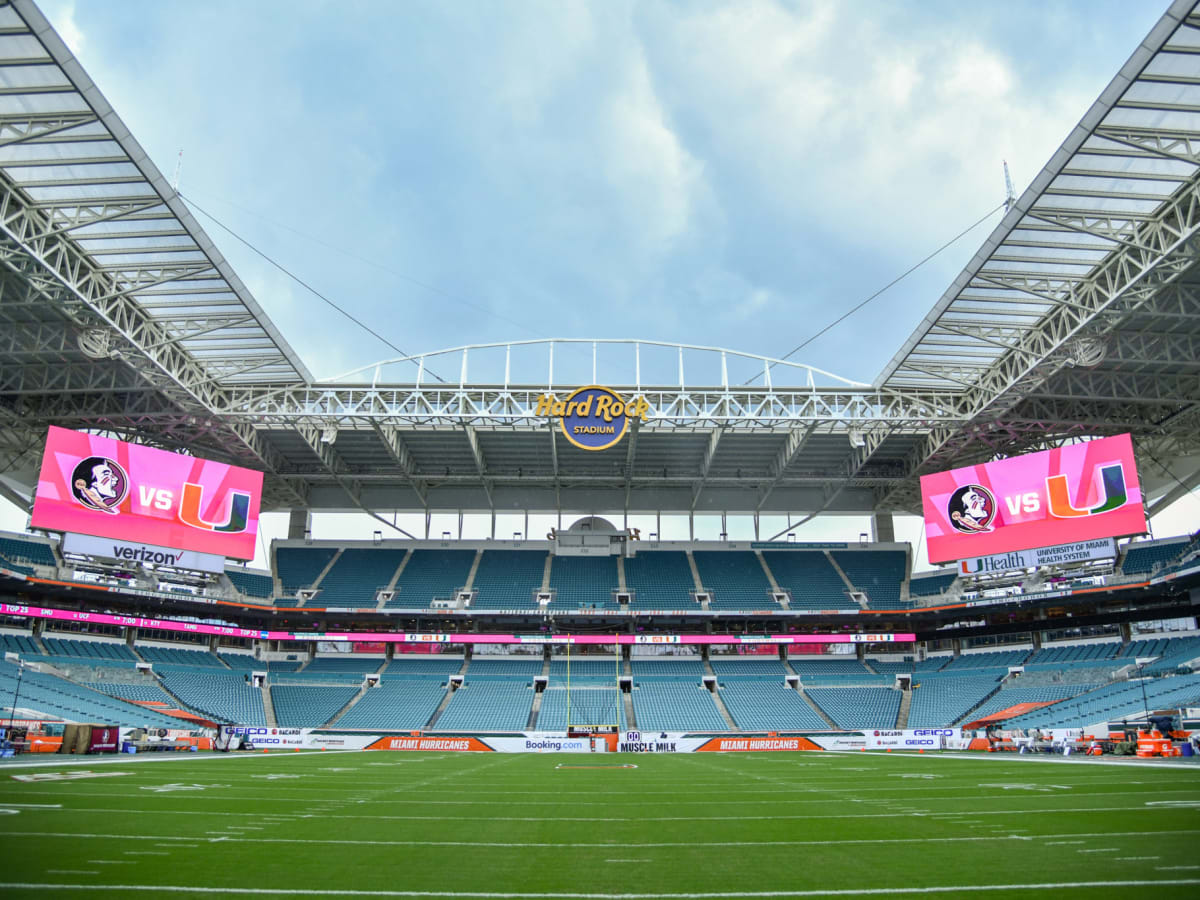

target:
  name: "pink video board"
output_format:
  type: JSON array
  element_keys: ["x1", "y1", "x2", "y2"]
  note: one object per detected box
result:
[
  {"x1": 30, "y1": 426, "x2": 263, "y2": 561},
  {"x1": 920, "y1": 433, "x2": 1146, "y2": 566}
]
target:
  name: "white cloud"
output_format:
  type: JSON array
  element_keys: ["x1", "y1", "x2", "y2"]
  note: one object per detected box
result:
[{"x1": 41, "y1": 0, "x2": 84, "y2": 56}]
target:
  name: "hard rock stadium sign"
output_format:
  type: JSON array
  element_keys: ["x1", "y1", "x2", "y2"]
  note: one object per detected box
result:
[{"x1": 535, "y1": 385, "x2": 650, "y2": 451}]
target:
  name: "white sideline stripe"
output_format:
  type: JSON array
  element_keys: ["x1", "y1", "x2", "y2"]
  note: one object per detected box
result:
[
  {"x1": 47, "y1": 871, "x2": 99, "y2": 875},
  {"x1": 1, "y1": 879, "x2": 1199, "y2": 896},
  {"x1": 823, "y1": 750, "x2": 1200, "y2": 770},
  {"x1": 42, "y1": 804, "x2": 1200, "y2": 823},
  {"x1": 0, "y1": 749, "x2": 363, "y2": 770},
  {"x1": 1, "y1": 829, "x2": 1193, "y2": 849}
]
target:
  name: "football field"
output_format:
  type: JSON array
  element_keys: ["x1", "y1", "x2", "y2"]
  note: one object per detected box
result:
[{"x1": 0, "y1": 749, "x2": 1198, "y2": 898}]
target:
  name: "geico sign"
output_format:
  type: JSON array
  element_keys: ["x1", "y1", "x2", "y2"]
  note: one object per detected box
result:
[
  {"x1": 904, "y1": 739, "x2": 937, "y2": 746},
  {"x1": 911, "y1": 729, "x2": 954, "y2": 736}
]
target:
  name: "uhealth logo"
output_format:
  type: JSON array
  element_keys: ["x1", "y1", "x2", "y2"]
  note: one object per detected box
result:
[
  {"x1": 71, "y1": 457, "x2": 250, "y2": 534},
  {"x1": 536, "y1": 385, "x2": 650, "y2": 451}
]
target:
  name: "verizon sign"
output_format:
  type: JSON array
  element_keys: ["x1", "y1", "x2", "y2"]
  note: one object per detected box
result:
[
  {"x1": 63, "y1": 533, "x2": 224, "y2": 574},
  {"x1": 958, "y1": 538, "x2": 1117, "y2": 576}
]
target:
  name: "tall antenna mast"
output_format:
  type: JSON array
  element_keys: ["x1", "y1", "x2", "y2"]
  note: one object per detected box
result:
[
  {"x1": 1003, "y1": 159, "x2": 1016, "y2": 211},
  {"x1": 172, "y1": 149, "x2": 183, "y2": 194}
]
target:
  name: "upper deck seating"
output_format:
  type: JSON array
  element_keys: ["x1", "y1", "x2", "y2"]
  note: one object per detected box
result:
[
  {"x1": 1121, "y1": 539, "x2": 1188, "y2": 575},
  {"x1": 761, "y1": 551, "x2": 855, "y2": 610},
  {"x1": 908, "y1": 571, "x2": 957, "y2": 599},
  {"x1": 276, "y1": 546, "x2": 339, "y2": 595},
  {"x1": 548, "y1": 555, "x2": 618, "y2": 609},
  {"x1": 623, "y1": 552, "x2": 696, "y2": 609},
  {"x1": 692, "y1": 551, "x2": 773, "y2": 610},
  {"x1": 316, "y1": 548, "x2": 407, "y2": 606},
  {"x1": 387, "y1": 549, "x2": 475, "y2": 607},
  {"x1": 226, "y1": 568, "x2": 273, "y2": 600},
  {"x1": 832, "y1": 550, "x2": 908, "y2": 609},
  {"x1": 471, "y1": 550, "x2": 547, "y2": 609}
]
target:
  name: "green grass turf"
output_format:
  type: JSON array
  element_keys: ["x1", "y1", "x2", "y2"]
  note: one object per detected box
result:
[{"x1": 0, "y1": 750, "x2": 1197, "y2": 898}]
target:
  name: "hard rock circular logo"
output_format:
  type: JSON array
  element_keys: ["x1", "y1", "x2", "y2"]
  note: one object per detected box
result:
[
  {"x1": 537, "y1": 385, "x2": 650, "y2": 452},
  {"x1": 946, "y1": 483, "x2": 996, "y2": 534},
  {"x1": 70, "y1": 455, "x2": 129, "y2": 515}
]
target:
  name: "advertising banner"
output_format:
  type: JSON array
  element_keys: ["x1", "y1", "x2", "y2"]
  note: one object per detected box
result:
[
  {"x1": 364, "y1": 735, "x2": 494, "y2": 752},
  {"x1": 221, "y1": 726, "x2": 307, "y2": 748},
  {"x1": 864, "y1": 728, "x2": 959, "y2": 750},
  {"x1": 62, "y1": 533, "x2": 225, "y2": 573},
  {"x1": 86, "y1": 725, "x2": 120, "y2": 753},
  {"x1": 31, "y1": 426, "x2": 263, "y2": 561},
  {"x1": 958, "y1": 538, "x2": 1117, "y2": 576},
  {"x1": 921, "y1": 434, "x2": 1145, "y2": 565}
]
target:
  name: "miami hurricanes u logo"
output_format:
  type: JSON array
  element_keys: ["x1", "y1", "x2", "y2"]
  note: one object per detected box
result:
[
  {"x1": 178, "y1": 482, "x2": 251, "y2": 533},
  {"x1": 1047, "y1": 463, "x2": 1128, "y2": 518}
]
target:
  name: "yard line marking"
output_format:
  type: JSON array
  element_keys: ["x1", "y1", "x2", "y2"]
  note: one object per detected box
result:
[
  {"x1": 14, "y1": 786, "x2": 1196, "y2": 805},
  {"x1": 1156, "y1": 866, "x2": 1200, "y2": 871},
  {"x1": 1, "y1": 878, "x2": 1200, "y2": 895},
  {"x1": 47, "y1": 871, "x2": 100, "y2": 875},
  {"x1": 34, "y1": 804, "x2": 1200, "y2": 823},
  {"x1": 86, "y1": 860, "x2": 133, "y2": 865},
  {"x1": 1, "y1": 830, "x2": 1193, "y2": 850},
  {"x1": 124, "y1": 851, "x2": 170, "y2": 856},
  {"x1": 1077, "y1": 849, "x2": 1120, "y2": 853},
  {"x1": 0, "y1": 802, "x2": 63, "y2": 808},
  {"x1": 1115, "y1": 857, "x2": 1160, "y2": 861}
]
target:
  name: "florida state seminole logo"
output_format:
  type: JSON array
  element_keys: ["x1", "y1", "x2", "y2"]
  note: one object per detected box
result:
[
  {"x1": 946, "y1": 484, "x2": 996, "y2": 535},
  {"x1": 70, "y1": 456, "x2": 129, "y2": 515}
]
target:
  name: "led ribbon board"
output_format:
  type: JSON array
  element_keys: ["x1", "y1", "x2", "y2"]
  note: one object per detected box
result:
[
  {"x1": 536, "y1": 385, "x2": 650, "y2": 451},
  {"x1": 30, "y1": 426, "x2": 264, "y2": 560},
  {"x1": 920, "y1": 433, "x2": 1145, "y2": 566}
]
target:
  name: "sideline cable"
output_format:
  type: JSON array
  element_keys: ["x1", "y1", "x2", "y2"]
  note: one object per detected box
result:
[
  {"x1": 748, "y1": 201, "x2": 1007, "y2": 384},
  {"x1": 180, "y1": 192, "x2": 447, "y2": 383}
]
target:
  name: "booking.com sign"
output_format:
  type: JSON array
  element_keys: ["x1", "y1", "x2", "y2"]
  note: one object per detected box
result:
[{"x1": 536, "y1": 386, "x2": 650, "y2": 452}]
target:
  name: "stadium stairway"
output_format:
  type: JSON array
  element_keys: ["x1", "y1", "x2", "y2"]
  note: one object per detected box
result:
[
  {"x1": 382, "y1": 549, "x2": 412, "y2": 608},
  {"x1": 703, "y1": 656, "x2": 739, "y2": 729},
  {"x1": 151, "y1": 672, "x2": 203, "y2": 721},
  {"x1": 425, "y1": 683, "x2": 459, "y2": 728},
  {"x1": 686, "y1": 552, "x2": 703, "y2": 591},
  {"x1": 953, "y1": 681, "x2": 1005, "y2": 727},
  {"x1": 261, "y1": 682, "x2": 277, "y2": 727},
  {"x1": 298, "y1": 549, "x2": 343, "y2": 607},
  {"x1": 623, "y1": 687, "x2": 637, "y2": 729},
  {"x1": 527, "y1": 685, "x2": 545, "y2": 729},
  {"x1": 896, "y1": 686, "x2": 912, "y2": 727},
  {"x1": 710, "y1": 685, "x2": 738, "y2": 730},
  {"x1": 464, "y1": 549, "x2": 483, "y2": 591},
  {"x1": 798, "y1": 685, "x2": 837, "y2": 729},
  {"x1": 824, "y1": 552, "x2": 859, "y2": 602},
  {"x1": 326, "y1": 682, "x2": 371, "y2": 727}
]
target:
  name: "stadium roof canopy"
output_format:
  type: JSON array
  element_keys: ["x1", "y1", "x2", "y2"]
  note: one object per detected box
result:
[{"x1": 0, "y1": 0, "x2": 1198, "y2": 523}]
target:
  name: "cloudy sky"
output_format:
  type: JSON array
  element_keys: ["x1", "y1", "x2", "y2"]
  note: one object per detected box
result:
[
  {"x1": 4, "y1": 0, "x2": 1194, "y2": 568},
  {"x1": 38, "y1": 0, "x2": 1168, "y2": 385}
]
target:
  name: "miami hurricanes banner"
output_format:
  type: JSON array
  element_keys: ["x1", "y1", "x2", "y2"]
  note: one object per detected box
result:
[{"x1": 920, "y1": 433, "x2": 1145, "y2": 566}]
